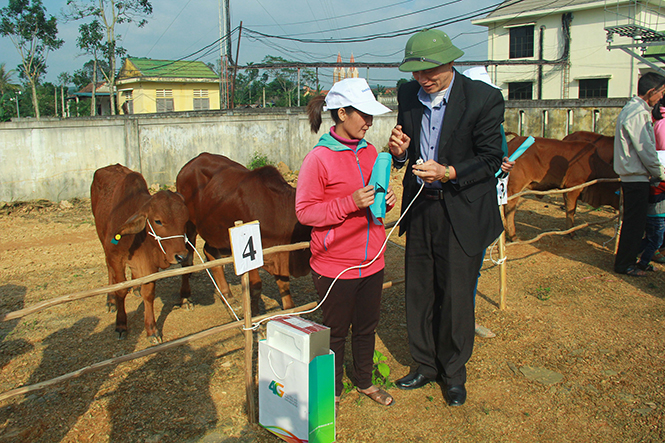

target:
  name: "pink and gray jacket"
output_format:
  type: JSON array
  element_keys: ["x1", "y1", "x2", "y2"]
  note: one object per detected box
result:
[{"x1": 295, "y1": 128, "x2": 393, "y2": 279}]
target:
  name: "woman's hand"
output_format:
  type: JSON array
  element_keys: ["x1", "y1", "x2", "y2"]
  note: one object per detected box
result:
[{"x1": 353, "y1": 185, "x2": 375, "y2": 209}]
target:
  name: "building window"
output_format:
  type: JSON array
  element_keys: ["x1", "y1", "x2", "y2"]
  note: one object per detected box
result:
[
  {"x1": 508, "y1": 82, "x2": 533, "y2": 100},
  {"x1": 121, "y1": 90, "x2": 133, "y2": 114},
  {"x1": 510, "y1": 25, "x2": 534, "y2": 59},
  {"x1": 193, "y1": 89, "x2": 210, "y2": 110},
  {"x1": 566, "y1": 109, "x2": 574, "y2": 134},
  {"x1": 156, "y1": 89, "x2": 174, "y2": 112},
  {"x1": 579, "y1": 78, "x2": 608, "y2": 99}
]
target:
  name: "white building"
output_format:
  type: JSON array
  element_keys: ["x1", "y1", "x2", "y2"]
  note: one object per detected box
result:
[{"x1": 472, "y1": 0, "x2": 665, "y2": 100}]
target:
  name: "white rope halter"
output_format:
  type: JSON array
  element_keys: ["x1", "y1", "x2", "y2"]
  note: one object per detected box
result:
[{"x1": 146, "y1": 219, "x2": 188, "y2": 256}]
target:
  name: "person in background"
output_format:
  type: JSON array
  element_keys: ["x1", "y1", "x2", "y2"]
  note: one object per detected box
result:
[
  {"x1": 634, "y1": 177, "x2": 665, "y2": 271},
  {"x1": 296, "y1": 78, "x2": 397, "y2": 413},
  {"x1": 649, "y1": 97, "x2": 665, "y2": 264},
  {"x1": 389, "y1": 29, "x2": 505, "y2": 406},
  {"x1": 613, "y1": 72, "x2": 665, "y2": 276}
]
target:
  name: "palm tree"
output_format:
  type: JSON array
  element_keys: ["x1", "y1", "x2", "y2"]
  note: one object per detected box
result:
[{"x1": 0, "y1": 63, "x2": 18, "y2": 97}]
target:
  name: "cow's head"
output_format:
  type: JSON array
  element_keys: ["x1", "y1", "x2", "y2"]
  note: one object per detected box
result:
[{"x1": 114, "y1": 191, "x2": 190, "y2": 266}]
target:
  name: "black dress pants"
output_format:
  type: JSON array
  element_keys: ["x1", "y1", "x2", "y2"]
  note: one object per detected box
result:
[
  {"x1": 615, "y1": 182, "x2": 650, "y2": 273},
  {"x1": 404, "y1": 198, "x2": 483, "y2": 386}
]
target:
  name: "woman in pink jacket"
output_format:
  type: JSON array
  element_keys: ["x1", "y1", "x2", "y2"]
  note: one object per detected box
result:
[{"x1": 296, "y1": 78, "x2": 396, "y2": 411}]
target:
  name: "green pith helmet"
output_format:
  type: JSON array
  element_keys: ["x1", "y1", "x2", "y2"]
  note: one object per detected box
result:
[{"x1": 399, "y1": 29, "x2": 465, "y2": 72}]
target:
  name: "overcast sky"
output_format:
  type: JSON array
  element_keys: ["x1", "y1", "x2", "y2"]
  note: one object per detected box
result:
[{"x1": 0, "y1": 0, "x2": 502, "y2": 89}]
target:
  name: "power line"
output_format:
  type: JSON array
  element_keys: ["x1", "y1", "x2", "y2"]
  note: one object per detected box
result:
[
  {"x1": 248, "y1": 0, "x2": 415, "y2": 28},
  {"x1": 243, "y1": 0, "x2": 525, "y2": 44},
  {"x1": 146, "y1": 0, "x2": 193, "y2": 56},
  {"x1": 138, "y1": 27, "x2": 239, "y2": 72},
  {"x1": 262, "y1": 0, "x2": 464, "y2": 38}
]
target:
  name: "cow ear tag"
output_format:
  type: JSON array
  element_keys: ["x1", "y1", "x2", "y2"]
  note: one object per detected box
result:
[{"x1": 111, "y1": 234, "x2": 121, "y2": 245}]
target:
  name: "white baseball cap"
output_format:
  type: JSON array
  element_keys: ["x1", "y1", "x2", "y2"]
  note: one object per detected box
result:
[
  {"x1": 462, "y1": 66, "x2": 501, "y2": 90},
  {"x1": 324, "y1": 78, "x2": 391, "y2": 115}
]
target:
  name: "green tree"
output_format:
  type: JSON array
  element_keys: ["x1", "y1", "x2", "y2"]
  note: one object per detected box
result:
[
  {"x1": 76, "y1": 19, "x2": 105, "y2": 115},
  {"x1": 233, "y1": 64, "x2": 262, "y2": 107},
  {"x1": 0, "y1": 0, "x2": 63, "y2": 120},
  {"x1": 65, "y1": 0, "x2": 152, "y2": 115},
  {"x1": 396, "y1": 78, "x2": 410, "y2": 89},
  {"x1": 72, "y1": 59, "x2": 109, "y2": 90},
  {"x1": 0, "y1": 62, "x2": 18, "y2": 96},
  {"x1": 261, "y1": 56, "x2": 317, "y2": 107},
  {"x1": 57, "y1": 71, "x2": 71, "y2": 117}
]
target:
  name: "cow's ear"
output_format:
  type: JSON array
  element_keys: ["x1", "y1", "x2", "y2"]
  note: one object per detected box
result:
[
  {"x1": 116, "y1": 213, "x2": 148, "y2": 236},
  {"x1": 174, "y1": 191, "x2": 186, "y2": 202}
]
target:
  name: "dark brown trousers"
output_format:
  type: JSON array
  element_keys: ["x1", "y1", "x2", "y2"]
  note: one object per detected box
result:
[{"x1": 312, "y1": 269, "x2": 384, "y2": 396}]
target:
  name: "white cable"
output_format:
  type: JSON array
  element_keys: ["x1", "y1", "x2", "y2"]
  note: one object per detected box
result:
[
  {"x1": 485, "y1": 237, "x2": 506, "y2": 266},
  {"x1": 244, "y1": 181, "x2": 426, "y2": 331},
  {"x1": 146, "y1": 219, "x2": 241, "y2": 322},
  {"x1": 185, "y1": 238, "x2": 241, "y2": 322}
]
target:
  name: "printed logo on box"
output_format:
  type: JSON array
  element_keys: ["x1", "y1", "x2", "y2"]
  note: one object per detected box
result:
[{"x1": 269, "y1": 380, "x2": 284, "y2": 398}]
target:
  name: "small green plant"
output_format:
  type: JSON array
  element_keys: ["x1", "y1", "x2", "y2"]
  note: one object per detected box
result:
[
  {"x1": 342, "y1": 380, "x2": 354, "y2": 394},
  {"x1": 535, "y1": 285, "x2": 551, "y2": 300},
  {"x1": 248, "y1": 152, "x2": 273, "y2": 170},
  {"x1": 372, "y1": 350, "x2": 394, "y2": 389}
]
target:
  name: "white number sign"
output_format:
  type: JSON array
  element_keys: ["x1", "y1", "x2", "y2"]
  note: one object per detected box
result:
[
  {"x1": 229, "y1": 221, "x2": 264, "y2": 275},
  {"x1": 497, "y1": 176, "x2": 508, "y2": 206}
]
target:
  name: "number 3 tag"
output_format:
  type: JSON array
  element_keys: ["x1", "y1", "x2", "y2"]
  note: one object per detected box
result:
[{"x1": 229, "y1": 221, "x2": 264, "y2": 275}]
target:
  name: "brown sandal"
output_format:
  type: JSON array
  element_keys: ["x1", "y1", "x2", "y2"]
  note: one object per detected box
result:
[{"x1": 358, "y1": 386, "x2": 394, "y2": 406}]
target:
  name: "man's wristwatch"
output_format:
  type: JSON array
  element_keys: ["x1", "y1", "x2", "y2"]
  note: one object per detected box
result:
[{"x1": 441, "y1": 165, "x2": 450, "y2": 183}]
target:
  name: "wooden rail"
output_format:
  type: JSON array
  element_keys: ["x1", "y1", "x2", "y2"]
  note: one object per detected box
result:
[{"x1": 0, "y1": 242, "x2": 310, "y2": 322}]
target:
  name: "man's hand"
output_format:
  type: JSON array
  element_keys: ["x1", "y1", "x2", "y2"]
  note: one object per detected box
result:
[
  {"x1": 500, "y1": 157, "x2": 515, "y2": 173},
  {"x1": 352, "y1": 185, "x2": 375, "y2": 209},
  {"x1": 385, "y1": 186, "x2": 397, "y2": 209},
  {"x1": 412, "y1": 160, "x2": 457, "y2": 183},
  {"x1": 389, "y1": 125, "x2": 411, "y2": 159}
]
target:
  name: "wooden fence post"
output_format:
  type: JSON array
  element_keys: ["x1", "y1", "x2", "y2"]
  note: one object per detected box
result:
[
  {"x1": 235, "y1": 220, "x2": 257, "y2": 423},
  {"x1": 499, "y1": 206, "x2": 507, "y2": 310}
]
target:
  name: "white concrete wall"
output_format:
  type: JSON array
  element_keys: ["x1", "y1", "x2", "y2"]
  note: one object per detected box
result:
[{"x1": 0, "y1": 109, "x2": 398, "y2": 202}]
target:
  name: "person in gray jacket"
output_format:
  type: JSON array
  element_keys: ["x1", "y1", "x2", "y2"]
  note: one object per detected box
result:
[{"x1": 614, "y1": 72, "x2": 665, "y2": 276}]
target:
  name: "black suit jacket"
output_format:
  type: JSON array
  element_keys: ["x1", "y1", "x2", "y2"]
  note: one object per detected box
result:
[{"x1": 396, "y1": 70, "x2": 505, "y2": 256}]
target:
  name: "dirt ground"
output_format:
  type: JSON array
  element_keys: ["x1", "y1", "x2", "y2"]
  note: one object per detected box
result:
[{"x1": 1, "y1": 171, "x2": 664, "y2": 443}]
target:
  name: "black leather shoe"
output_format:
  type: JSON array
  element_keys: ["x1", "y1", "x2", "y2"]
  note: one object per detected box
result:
[
  {"x1": 395, "y1": 372, "x2": 434, "y2": 390},
  {"x1": 446, "y1": 384, "x2": 467, "y2": 406}
]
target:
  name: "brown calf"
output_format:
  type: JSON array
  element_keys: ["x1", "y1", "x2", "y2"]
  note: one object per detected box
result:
[{"x1": 91, "y1": 164, "x2": 189, "y2": 343}]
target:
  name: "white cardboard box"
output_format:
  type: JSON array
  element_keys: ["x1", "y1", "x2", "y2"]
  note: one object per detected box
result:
[{"x1": 266, "y1": 316, "x2": 330, "y2": 363}]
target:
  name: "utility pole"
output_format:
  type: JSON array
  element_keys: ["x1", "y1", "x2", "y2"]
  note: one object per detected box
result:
[{"x1": 219, "y1": 0, "x2": 232, "y2": 109}]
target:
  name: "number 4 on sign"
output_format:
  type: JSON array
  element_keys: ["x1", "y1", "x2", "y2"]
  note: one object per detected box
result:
[{"x1": 229, "y1": 220, "x2": 264, "y2": 275}]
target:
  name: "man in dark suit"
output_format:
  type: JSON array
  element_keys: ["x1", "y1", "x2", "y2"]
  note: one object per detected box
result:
[{"x1": 388, "y1": 29, "x2": 505, "y2": 406}]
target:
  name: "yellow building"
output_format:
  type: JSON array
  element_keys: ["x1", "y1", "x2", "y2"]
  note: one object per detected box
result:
[{"x1": 116, "y1": 57, "x2": 221, "y2": 114}]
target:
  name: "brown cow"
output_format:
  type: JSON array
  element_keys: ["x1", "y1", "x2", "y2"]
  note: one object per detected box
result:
[
  {"x1": 176, "y1": 153, "x2": 312, "y2": 314},
  {"x1": 562, "y1": 131, "x2": 614, "y2": 164},
  {"x1": 91, "y1": 164, "x2": 190, "y2": 343},
  {"x1": 505, "y1": 134, "x2": 620, "y2": 240}
]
